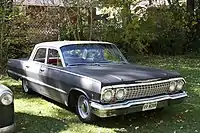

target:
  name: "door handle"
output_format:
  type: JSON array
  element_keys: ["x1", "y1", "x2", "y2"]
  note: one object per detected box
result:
[
  {"x1": 25, "y1": 66, "x2": 30, "y2": 68},
  {"x1": 40, "y1": 68, "x2": 45, "y2": 72}
]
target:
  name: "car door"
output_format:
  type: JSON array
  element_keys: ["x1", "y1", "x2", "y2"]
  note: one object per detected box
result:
[
  {"x1": 39, "y1": 48, "x2": 68, "y2": 103},
  {"x1": 24, "y1": 48, "x2": 47, "y2": 93}
]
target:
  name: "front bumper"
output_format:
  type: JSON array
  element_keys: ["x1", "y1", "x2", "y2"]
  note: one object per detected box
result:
[
  {"x1": 0, "y1": 123, "x2": 15, "y2": 133},
  {"x1": 91, "y1": 91, "x2": 187, "y2": 117}
]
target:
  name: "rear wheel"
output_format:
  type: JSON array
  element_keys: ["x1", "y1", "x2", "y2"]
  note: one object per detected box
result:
[
  {"x1": 76, "y1": 94, "x2": 96, "y2": 123},
  {"x1": 22, "y1": 79, "x2": 32, "y2": 94}
]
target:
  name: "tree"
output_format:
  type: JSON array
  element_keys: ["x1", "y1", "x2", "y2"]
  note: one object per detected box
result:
[
  {"x1": 0, "y1": 0, "x2": 12, "y2": 74},
  {"x1": 187, "y1": 0, "x2": 195, "y2": 14}
]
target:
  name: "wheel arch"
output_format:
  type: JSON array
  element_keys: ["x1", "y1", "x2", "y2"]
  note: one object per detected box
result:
[{"x1": 67, "y1": 88, "x2": 90, "y2": 107}]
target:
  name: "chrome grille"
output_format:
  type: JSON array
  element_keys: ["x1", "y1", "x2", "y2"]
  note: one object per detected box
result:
[{"x1": 124, "y1": 82, "x2": 170, "y2": 99}]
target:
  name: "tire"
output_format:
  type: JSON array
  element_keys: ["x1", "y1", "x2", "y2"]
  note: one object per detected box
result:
[
  {"x1": 22, "y1": 79, "x2": 32, "y2": 94},
  {"x1": 76, "y1": 94, "x2": 96, "y2": 123}
]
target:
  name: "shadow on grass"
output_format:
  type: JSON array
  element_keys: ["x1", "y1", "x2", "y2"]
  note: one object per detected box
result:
[
  {"x1": 21, "y1": 82, "x2": 200, "y2": 133},
  {"x1": 15, "y1": 112, "x2": 67, "y2": 133}
]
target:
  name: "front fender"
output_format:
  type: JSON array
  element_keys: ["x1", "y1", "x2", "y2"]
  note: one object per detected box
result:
[{"x1": 69, "y1": 88, "x2": 90, "y2": 99}]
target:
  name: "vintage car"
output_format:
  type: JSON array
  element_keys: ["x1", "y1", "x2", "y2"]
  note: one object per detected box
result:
[
  {"x1": 0, "y1": 84, "x2": 15, "y2": 132},
  {"x1": 7, "y1": 41, "x2": 187, "y2": 123}
]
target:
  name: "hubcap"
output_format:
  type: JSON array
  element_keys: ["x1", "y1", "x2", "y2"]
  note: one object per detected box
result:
[
  {"x1": 78, "y1": 95, "x2": 90, "y2": 119},
  {"x1": 23, "y1": 80, "x2": 29, "y2": 92}
]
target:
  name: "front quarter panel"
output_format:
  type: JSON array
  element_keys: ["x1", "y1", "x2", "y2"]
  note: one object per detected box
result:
[
  {"x1": 62, "y1": 69, "x2": 102, "y2": 101},
  {"x1": 37, "y1": 66, "x2": 102, "y2": 103}
]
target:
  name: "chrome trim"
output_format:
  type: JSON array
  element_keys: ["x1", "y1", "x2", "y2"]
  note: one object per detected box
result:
[
  {"x1": 7, "y1": 70, "x2": 67, "y2": 95},
  {"x1": 101, "y1": 89, "x2": 114, "y2": 102},
  {"x1": 135, "y1": 78, "x2": 161, "y2": 83},
  {"x1": 12, "y1": 60, "x2": 100, "y2": 84},
  {"x1": 58, "y1": 48, "x2": 66, "y2": 68},
  {"x1": 45, "y1": 48, "x2": 49, "y2": 64},
  {"x1": 8, "y1": 66, "x2": 101, "y2": 94},
  {"x1": 0, "y1": 90, "x2": 13, "y2": 105},
  {"x1": 102, "y1": 77, "x2": 186, "y2": 89},
  {"x1": 115, "y1": 88, "x2": 126, "y2": 100},
  {"x1": 0, "y1": 91, "x2": 12, "y2": 98},
  {"x1": 100, "y1": 77, "x2": 186, "y2": 102},
  {"x1": 91, "y1": 91, "x2": 187, "y2": 110},
  {"x1": 0, "y1": 84, "x2": 13, "y2": 98},
  {"x1": 46, "y1": 66, "x2": 100, "y2": 83}
]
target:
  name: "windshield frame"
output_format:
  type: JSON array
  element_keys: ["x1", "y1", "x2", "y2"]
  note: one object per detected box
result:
[{"x1": 60, "y1": 43, "x2": 128, "y2": 66}]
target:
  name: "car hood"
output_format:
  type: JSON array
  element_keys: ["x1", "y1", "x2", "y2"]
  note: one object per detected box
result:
[{"x1": 66, "y1": 63, "x2": 180, "y2": 85}]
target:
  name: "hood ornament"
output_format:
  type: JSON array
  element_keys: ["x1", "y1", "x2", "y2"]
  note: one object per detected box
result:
[
  {"x1": 135, "y1": 78, "x2": 161, "y2": 83},
  {"x1": 109, "y1": 75, "x2": 124, "y2": 81}
]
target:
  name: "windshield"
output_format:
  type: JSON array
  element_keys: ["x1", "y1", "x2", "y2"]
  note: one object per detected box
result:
[{"x1": 60, "y1": 43, "x2": 128, "y2": 66}]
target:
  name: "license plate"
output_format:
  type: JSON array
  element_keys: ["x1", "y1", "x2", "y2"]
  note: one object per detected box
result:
[{"x1": 142, "y1": 102, "x2": 157, "y2": 111}]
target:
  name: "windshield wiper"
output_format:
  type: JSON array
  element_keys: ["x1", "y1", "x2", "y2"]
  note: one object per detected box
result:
[
  {"x1": 67, "y1": 63, "x2": 88, "y2": 66},
  {"x1": 67, "y1": 61, "x2": 127, "y2": 66},
  {"x1": 119, "y1": 61, "x2": 128, "y2": 64},
  {"x1": 106, "y1": 60, "x2": 128, "y2": 64},
  {"x1": 98, "y1": 61, "x2": 112, "y2": 63},
  {"x1": 68, "y1": 63, "x2": 102, "y2": 67}
]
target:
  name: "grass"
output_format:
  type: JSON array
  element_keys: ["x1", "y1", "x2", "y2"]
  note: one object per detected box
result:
[{"x1": 1, "y1": 56, "x2": 200, "y2": 133}]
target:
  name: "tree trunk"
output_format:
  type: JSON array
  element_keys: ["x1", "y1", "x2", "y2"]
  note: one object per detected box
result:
[
  {"x1": 89, "y1": 7, "x2": 93, "y2": 40},
  {"x1": 187, "y1": 0, "x2": 195, "y2": 14},
  {"x1": 122, "y1": 0, "x2": 131, "y2": 28}
]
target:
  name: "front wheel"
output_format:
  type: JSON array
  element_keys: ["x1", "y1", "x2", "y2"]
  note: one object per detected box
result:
[
  {"x1": 22, "y1": 79, "x2": 33, "y2": 94},
  {"x1": 76, "y1": 94, "x2": 96, "y2": 123}
]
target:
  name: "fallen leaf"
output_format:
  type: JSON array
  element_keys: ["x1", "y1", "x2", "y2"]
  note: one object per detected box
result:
[{"x1": 135, "y1": 126, "x2": 139, "y2": 130}]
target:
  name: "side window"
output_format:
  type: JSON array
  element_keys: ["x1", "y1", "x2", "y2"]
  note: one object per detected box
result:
[
  {"x1": 33, "y1": 48, "x2": 46, "y2": 63},
  {"x1": 47, "y1": 49, "x2": 62, "y2": 67}
]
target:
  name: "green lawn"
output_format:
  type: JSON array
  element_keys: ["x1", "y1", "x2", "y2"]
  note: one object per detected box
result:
[{"x1": 1, "y1": 56, "x2": 200, "y2": 133}]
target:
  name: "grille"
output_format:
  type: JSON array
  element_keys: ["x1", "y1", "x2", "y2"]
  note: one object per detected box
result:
[{"x1": 124, "y1": 82, "x2": 170, "y2": 99}]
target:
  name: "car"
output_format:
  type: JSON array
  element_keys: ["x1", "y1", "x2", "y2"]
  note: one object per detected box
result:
[
  {"x1": 0, "y1": 84, "x2": 15, "y2": 133},
  {"x1": 7, "y1": 41, "x2": 187, "y2": 123}
]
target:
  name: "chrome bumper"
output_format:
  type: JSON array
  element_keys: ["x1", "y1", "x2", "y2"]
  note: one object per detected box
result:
[
  {"x1": 91, "y1": 91, "x2": 187, "y2": 117},
  {"x1": 0, "y1": 123, "x2": 15, "y2": 133}
]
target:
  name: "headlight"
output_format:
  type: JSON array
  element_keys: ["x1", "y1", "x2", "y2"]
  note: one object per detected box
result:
[
  {"x1": 169, "y1": 81, "x2": 176, "y2": 92},
  {"x1": 0, "y1": 92, "x2": 13, "y2": 106},
  {"x1": 102, "y1": 89, "x2": 113, "y2": 102},
  {"x1": 116, "y1": 89, "x2": 126, "y2": 100},
  {"x1": 176, "y1": 80, "x2": 184, "y2": 90}
]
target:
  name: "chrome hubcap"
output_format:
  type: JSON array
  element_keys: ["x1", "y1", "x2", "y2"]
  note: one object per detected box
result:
[
  {"x1": 23, "y1": 80, "x2": 29, "y2": 92},
  {"x1": 78, "y1": 95, "x2": 90, "y2": 119}
]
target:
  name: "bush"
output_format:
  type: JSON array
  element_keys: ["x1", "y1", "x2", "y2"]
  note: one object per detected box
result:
[
  {"x1": 0, "y1": 5, "x2": 31, "y2": 74},
  {"x1": 144, "y1": 6, "x2": 188, "y2": 55}
]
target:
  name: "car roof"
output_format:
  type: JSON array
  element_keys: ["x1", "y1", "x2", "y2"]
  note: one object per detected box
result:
[{"x1": 35, "y1": 41, "x2": 113, "y2": 49}]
